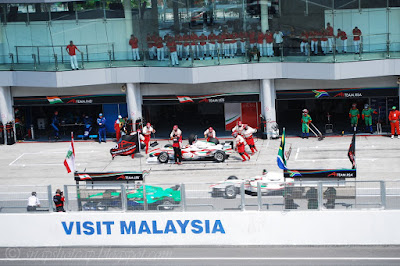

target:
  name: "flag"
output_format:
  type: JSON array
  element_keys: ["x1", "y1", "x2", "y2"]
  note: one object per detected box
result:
[
  {"x1": 64, "y1": 133, "x2": 75, "y2": 173},
  {"x1": 312, "y1": 90, "x2": 329, "y2": 98},
  {"x1": 78, "y1": 174, "x2": 91, "y2": 180},
  {"x1": 348, "y1": 133, "x2": 356, "y2": 169},
  {"x1": 47, "y1": 96, "x2": 63, "y2": 104},
  {"x1": 277, "y1": 128, "x2": 287, "y2": 170},
  {"x1": 177, "y1": 96, "x2": 194, "y2": 103}
]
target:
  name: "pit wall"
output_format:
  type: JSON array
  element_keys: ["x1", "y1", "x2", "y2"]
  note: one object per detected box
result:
[{"x1": 1, "y1": 210, "x2": 399, "y2": 247}]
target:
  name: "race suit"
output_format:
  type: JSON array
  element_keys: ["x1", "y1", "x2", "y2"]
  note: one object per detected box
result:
[
  {"x1": 301, "y1": 114, "x2": 312, "y2": 138},
  {"x1": 231, "y1": 124, "x2": 245, "y2": 135},
  {"x1": 172, "y1": 134, "x2": 182, "y2": 163},
  {"x1": 114, "y1": 119, "x2": 122, "y2": 143},
  {"x1": 97, "y1": 117, "x2": 106, "y2": 143},
  {"x1": 204, "y1": 129, "x2": 216, "y2": 142},
  {"x1": 349, "y1": 108, "x2": 360, "y2": 129},
  {"x1": 389, "y1": 110, "x2": 400, "y2": 136},
  {"x1": 242, "y1": 126, "x2": 257, "y2": 153},
  {"x1": 362, "y1": 108, "x2": 376, "y2": 133},
  {"x1": 142, "y1": 125, "x2": 155, "y2": 154},
  {"x1": 235, "y1": 135, "x2": 250, "y2": 161}
]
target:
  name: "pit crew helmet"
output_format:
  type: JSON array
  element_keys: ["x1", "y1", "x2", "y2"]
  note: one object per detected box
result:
[
  {"x1": 364, "y1": 104, "x2": 369, "y2": 109},
  {"x1": 302, "y1": 109, "x2": 308, "y2": 114},
  {"x1": 208, "y1": 127, "x2": 213, "y2": 132},
  {"x1": 352, "y1": 103, "x2": 357, "y2": 108},
  {"x1": 146, "y1": 122, "x2": 151, "y2": 127},
  {"x1": 173, "y1": 125, "x2": 178, "y2": 130}
]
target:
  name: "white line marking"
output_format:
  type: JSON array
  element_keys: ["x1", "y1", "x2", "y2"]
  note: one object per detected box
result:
[
  {"x1": 8, "y1": 153, "x2": 25, "y2": 166},
  {"x1": 0, "y1": 257, "x2": 399, "y2": 261},
  {"x1": 295, "y1": 148, "x2": 300, "y2": 160},
  {"x1": 10, "y1": 163, "x2": 87, "y2": 167},
  {"x1": 295, "y1": 158, "x2": 377, "y2": 162}
]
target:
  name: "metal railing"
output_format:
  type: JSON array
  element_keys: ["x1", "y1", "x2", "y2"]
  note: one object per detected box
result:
[{"x1": 0, "y1": 180, "x2": 399, "y2": 213}]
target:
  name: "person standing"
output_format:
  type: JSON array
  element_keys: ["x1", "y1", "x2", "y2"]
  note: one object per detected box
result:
[
  {"x1": 301, "y1": 109, "x2": 312, "y2": 139},
  {"x1": 300, "y1": 31, "x2": 309, "y2": 56},
  {"x1": 233, "y1": 131, "x2": 250, "y2": 162},
  {"x1": 349, "y1": 103, "x2": 360, "y2": 132},
  {"x1": 231, "y1": 31, "x2": 238, "y2": 57},
  {"x1": 27, "y1": 192, "x2": 40, "y2": 212},
  {"x1": 198, "y1": 33, "x2": 207, "y2": 59},
  {"x1": 97, "y1": 113, "x2": 106, "y2": 143},
  {"x1": 389, "y1": 106, "x2": 400, "y2": 139},
  {"x1": 257, "y1": 31, "x2": 264, "y2": 57},
  {"x1": 352, "y1": 26, "x2": 362, "y2": 54},
  {"x1": 326, "y1": 22, "x2": 334, "y2": 53},
  {"x1": 336, "y1": 29, "x2": 347, "y2": 53},
  {"x1": 242, "y1": 125, "x2": 257, "y2": 154},
  {"x1": 248, "y1": 29, "x2": 256, "y2": 49},
  {"x1": 146, "y1": 33, "x2": 155, "y2": 59},
  {"x1": 142, "y1": 122, "x2": 156, "y2": 154},
  {"x1": 204, "y1": 127, "x2": 216, "y2": 141},
  {"x1": 170, "y1": 125, "x2": 182, "y2": 164},
  {"x1": 265, "y1": 30, "x2": 274, "y2": 57},
  {"x1": 306, "y1": 187, "x2": 318, "y2": 209},
  {"x1": 361, "y1": 104, "x2": 377, "y2": 134},
  {"x1": 155, "y1": 35, "x2": 164, "y2": 61},
  {"x1": 273, "y1": 29, "x2": 284, "y2": 56},
  {"x1": 239, "y1": 30, "x2": 247, "y2": 55},
  {"x1": 310, "y1": 30, "x2": 319, "y2": 55},
  {"x1": 183, "y1": 32, "x2": 191, "y2": 60},
  {"x1": 129, "y1": 34, "x2": 140, "y2": 61},
  {"x1": 208, "y1": 31, "x2": 217, "y2": 59},
  {"x1": 167, "y1": 38, "x2": 179, "y2": 66},
  {"x1": 51, "y1": 111, "x2": 60, "y2": 140},
  {"x1": 190, "y1": 32, "x2": 199, "y2": 59},
  {"x1": 320, "y1": 29, "x2": 328, "y2": 55},
  {"x1": 66, "y1": 41, "x2": 81, "y2": 70},
  {"x1": 53, "y1": 189, "x2": 65, "y2": 212},
  {"x1": 175, "y1": 33, "x2": 183, "y2": 59},
  {"x1": 114, "y1": 115, "x2": 123, "y2": 143},
  {"x1": 224, "y1": 31, "x2": 232, "y2": 58}
]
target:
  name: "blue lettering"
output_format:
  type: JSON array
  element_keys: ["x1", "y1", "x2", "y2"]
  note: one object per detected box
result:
[
  {"x1": 205, "y1": 220, "x2": 210, "y2": 234},
  {"x1": 212, "y1": 220, "x2": 225, "y2": 234},
  {"x1": 164, "y1": 220, "x2": 177, "y2": 234},
  {"x1": 103, "y1": 221, "x2": 114, "y2": 235},
  {"x1": 120, "y1": 221, "x2": 136, "y2": 235},
  {"x1": 138, "y1": 221, "x2": 151, "y2": 234},
  {"x1": 76, "y1": 222, "x2": 81, "y2": 235},
  {"x1": 82, "y1": 221, "x2": 94, "y2": 235},
  {"x1": 191, "y1": 220, "x2": 203, "y2": 234},
  {"x1": 61, "y1": 222, "x2": 73, "y2": 235},
  {"x1": 176, "y1": 220, "x2": 189, "y2": 233},
  {"x1": 96, "y1": 221, "x2": 101, "y2": 235},
  {"x1": 152, "y1": 221, "x2": 163, "y2": 234}
]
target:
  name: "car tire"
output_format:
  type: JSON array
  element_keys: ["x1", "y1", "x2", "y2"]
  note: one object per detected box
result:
[
  {"x1": 188, "y1": 134, "x2": 197, "y2": 145},
  {"x1": 208, "y1": 137, "x2": 219, "y2": 144},
  {"x1": 224, "y1": 185, "x2": 237, "y2": 199},
  {"x1": 160, "y1": 198, "x2": 175, "y2": 210},
  {"x1": 158, "y1": 152, "x2": 169, "y2": 163},
  {"x1": 214, "y1": 151, "x2": 226, "y2": 163}
]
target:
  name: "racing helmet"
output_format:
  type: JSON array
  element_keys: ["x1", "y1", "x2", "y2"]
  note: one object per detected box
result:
[
  {"x1": 364, "y1": 104, "x2": 369, "y2": 109},
  {"x1": 238, "y1": 121, "x2": 242, "y2": 126},
  {"x1": 352, "y1": 103, "x2": 357, "y2": 108},
  {"x1": 99, "y1": 113, "x2": 103, "y2": 117},
  {"x1": 262, "y1": 169, "x2": 268, "y2": 175},
  {"x1": 31, "y1": 192, "x2": 36, "y2": 196},
  {"x1": 393, "y1": 106, "x2": 397, "y2": 110},
  {"x1": 208, "y1": 127, "x2": 213, "y2": 132},
  {"x1": 146, "y1": 122, "x2": 151, "y2": 127},
  {"x1": 118, "y1": 115, "x2": 122, "y2": 119},
  {"x1": 302, "y1": 109, "x2": 308, "y2": 114}
]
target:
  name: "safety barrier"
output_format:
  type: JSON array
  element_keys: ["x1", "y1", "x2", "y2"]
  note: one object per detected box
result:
[
  {"x1": 0, "y1": 123, "x2": 4, "y2": 145},
  {"x1": 0, "y1": 181, "x2": 398, "y2": 213}
]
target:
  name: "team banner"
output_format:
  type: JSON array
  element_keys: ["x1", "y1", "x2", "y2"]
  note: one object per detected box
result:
[
  {"x1": 74, "y1": 171, "x2": 145, "y2": 182},
  {"x1": 14, "y1": 94, "x2": 127, "y2": 106}
]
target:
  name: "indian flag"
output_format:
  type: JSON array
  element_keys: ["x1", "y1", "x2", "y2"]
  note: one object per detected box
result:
[
  {"x1": 177, "y1": 96, "x2": 194, "y2": 103},
  {"x1": 64, "y1": 133, "x2": 75, "y2": 173},
  {"x1": 47, "y1": 96, "x2": 63, "y2": 104},
  {"x1": 277, "y1": 128, "x2": 287, "y2": 170}
]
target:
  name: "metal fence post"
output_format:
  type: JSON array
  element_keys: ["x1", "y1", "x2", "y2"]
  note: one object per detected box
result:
[
  {"x1": 380, "y1": 181, "x2": 386, "y2": 209},
  {"x1": 180, "y1": 183, "x2": 186, "y2": 212},
  {"x1": 63, "y1": 185, "x2": 69, "y2": 212},
  {"x1": 318, "y1": 182, "x2": 323, "y2": 210},
  {"x1": 257, "y1": 182, "x2": 262, "y2": 211},
  {"x1": 143, "y1": 184, "x2": 148, "y2": 211},
  {"x1": 37, "y1": 46, "x2": 40, "y2": 65},
  {"x1": 32, "y1": 54, "x2": 37, "y2": 70},
  {"x1": 240, "y1": 181, "x2": 245, "y2": 211},
  {"x1": 108, "y1": 50, "x2": 112, "y2": 67},
  {"x1": 80, "y1": 53, "x2": 85, "y2": 69},
  {"x1": 54, "y1": 54, "x2": 58, "y2": 71},
  {"x1": 121, "y1": 184, "x2": 127, "y2": 212},
  {"x1": 386, "y1": 32, "x2": 390, "y2": 58},
  {"x1": 47, "y1": 185, "x2": 53, "y2": 212},
  {"x1": 9, "y1": 53, "x2": 14, "y2": 71}
]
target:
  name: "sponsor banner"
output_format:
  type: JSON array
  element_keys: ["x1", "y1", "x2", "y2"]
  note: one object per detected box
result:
[
  {"x1": 143, "y1": 93, "x2": 259, "y2": 105},
  {"x1": 276, "y1": 87, "x2": 398, "y2": 100},
  {"x1": 1, "y1": 211, "x2": 400, "y2": 247},
  {"x1": 14, "y1": 94, "x2": 126, "y2": 106},
  {"x1": 284, "y1": 169, "x2": 356, "y2": 179},
  {"x1": 74, "y1": 171, "x2": 144, "y2": 182},
  {"x1": 224, "y1": 103, "x2": 241, "y2": 131}
]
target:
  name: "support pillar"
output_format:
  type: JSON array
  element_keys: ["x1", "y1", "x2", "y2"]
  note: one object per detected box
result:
[
  {"x1": 260, "y1": 0, "x2": 269, "y2": 33},
  {"x1": 0, "y1": 86, "x2": 14, "y2": 145},
  {"x1": 126, "y1": 83, "x2": 142, "y2": 123},
  {"x1": 123, "y1": 0, "x2": 133, "y2": 40},
  {"x1": 260, "y1": 79, "x2": 276, "y2": 139}
]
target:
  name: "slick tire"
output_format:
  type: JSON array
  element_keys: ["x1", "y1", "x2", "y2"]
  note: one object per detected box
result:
[
  {"x1": 208, "y1": 137, "x2": 219, "y2": 145},
  {"x1": 158, "y1": 152, "x2": 169, "y2": 163},
  {"x1": 224, "y1": 185, "x2": 237, "y2": 199},
  {"x1": 214, "y1": 151, "x2": 226, "y2": 163}
]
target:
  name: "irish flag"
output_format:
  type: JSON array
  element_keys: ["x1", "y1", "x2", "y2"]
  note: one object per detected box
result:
[
  {"x1": 177, "y1": 96, "x2": 194, "y2": 103},
  {"x1": 64, "y1": 133, "x2": 75, "y2": 173},
  {"x1": 47, "y1": 96, "x2": 63, "y2": 104}
]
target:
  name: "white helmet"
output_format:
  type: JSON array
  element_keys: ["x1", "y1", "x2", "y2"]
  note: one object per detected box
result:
[{"x1": 302, "y1": 109, "x2": 308, "y2": 114}]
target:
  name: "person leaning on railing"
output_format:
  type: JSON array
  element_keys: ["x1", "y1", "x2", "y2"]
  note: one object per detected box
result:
[
  {"x1": 352, "y1": 26, "x2": 362, "y2": 54},
  {"x1": 53, "y1": 189, "x2": 65, "y2": 212},
  {"x1": 66, "y1": 40, "x2": 82, "y2": 70}
]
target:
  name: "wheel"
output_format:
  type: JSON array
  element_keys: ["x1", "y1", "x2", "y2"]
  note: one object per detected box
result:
[
  {"x1": 214, "y1": 151, "x2": 226, "y2": 163},
  {"x1": 188, "y1": 134, "x2": 197, "y2": 145},
  {"x1": 227, "y1": 175, "x2": 238, "y2": 180},
  {"x1": 158, "y1": 152, "x2": 169, "y2": 163},
  {"x1": 160, "y1": 198, "x2": 175, "y2": 210},
  {"x1": 208, "y1": 137, "x2": 219, "y2": 144},
  {"x1": 224, "y1": 185, "x2": 237, "y2": 199}
]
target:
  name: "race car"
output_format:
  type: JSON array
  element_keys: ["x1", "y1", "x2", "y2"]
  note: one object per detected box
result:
[
  {"x1": 210, "y1": 172, "x2": 296, "y2": 199},
  {"x1": 81, "y1": 185, "x2": 181, "y2": 211},
  {"x1": 147, "y1": 138, "x2": 233, "y2": 163}
]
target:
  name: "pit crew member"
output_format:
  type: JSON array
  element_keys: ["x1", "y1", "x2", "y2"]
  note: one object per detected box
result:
[
  {"x1": 27, "y1": 191, "x2": 40, "y2": 212},
  {"x1": 349, "y1": 103, "x2": 360, "y2": 132},
  {"x1": 171, "y1": 125, "x2": 183, "y2": 164},
  {"x1": 361, "y1": 104, "x2": 377, "y2": 134},
  {"x1": 233, "y1": 131, "x2": 250, "y2": 162},
  {"x1": 53, "y1": 189, "x2": 65, "y2": 212},
  {"x1": 114, "y1": 115, "x2": 123, "y2": 143},
  {"x1": 301, "y1": 109, "x2": 312, "y2": 139},
  {"x1": 231, "y1": 121, "x2": 245, "y2": 135},
  {"x1": 97, "y1": 113, "x2": 106, "y2": 143},
  {"x1": 204, "y1": 127, "x2": 216, "y2": 141},
  {"x1": 142, "y1": 122, "x2": 156, "y2": 154},
  {"x1": 389, "y1": 106, "x2": 400, "y2": 139},
  {"x1": 243, "y1": 125, "x2": 258, "y2": 154}
]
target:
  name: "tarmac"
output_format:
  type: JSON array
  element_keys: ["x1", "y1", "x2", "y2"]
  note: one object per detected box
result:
[{"x1": 0, "y1": 134, "x2": 400, "y2": 190}]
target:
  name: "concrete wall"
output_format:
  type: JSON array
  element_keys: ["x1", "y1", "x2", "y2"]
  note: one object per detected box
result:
[{"x1": 1, "y1": 211, "x2": 400, "y2": 247}]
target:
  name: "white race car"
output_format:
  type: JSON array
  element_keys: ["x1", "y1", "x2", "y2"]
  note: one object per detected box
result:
[
  {"x1": 147, "y1": 139, "x2": 233, "y2": 163},
  {"x1": 210, "y1": 172, "x2": 295, "y2": 199}
]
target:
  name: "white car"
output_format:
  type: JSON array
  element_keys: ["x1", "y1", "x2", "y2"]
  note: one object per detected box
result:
[
  {"x1": 147, "y1": 139, "x2": 233, "y2": 163},
  {"x1": 210, "y1": 172, "x2": 295, "y2": 199}
]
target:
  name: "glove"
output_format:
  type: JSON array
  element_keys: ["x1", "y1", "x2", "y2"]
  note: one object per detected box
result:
[
  {"x1": 362, "y1": 115, "x2": 365, "y2": 120},
  {"x1": 349, "y1": 114, "x2": 352, "y2": 118}
]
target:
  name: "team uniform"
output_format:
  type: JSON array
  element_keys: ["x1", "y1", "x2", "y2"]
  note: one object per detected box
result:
[
  {"x1": 242, "y1": 126, "x2": 257, "y2": 154},
  {"x1": 147, "y1": 34, "x2": 156, "y2": 59},
  {"x1": 204, "y1": 128, "x2": 216, "y2": 142},
  {"x1": 310, "y1": 31, "x2": 319, "y2": 55},
  {"x1": 234, "y1": 134, "x2": 250, "y2": 162},
  {"x1": 170, "y1": 127, "x2": 182, "y2": 164},
  {"x1": 129, "y1": 36, "x2": 140, "y2": 61},
  {"x1": 199, "y1": 34, "x2": 207, "y2": 59},
  {"x1": 114, "y1": 118, "x2": 122, "y2": 142},
  {"x1": 97, "y1": 115, "x2": 106, "y2": 143},
  {"x1": 265, "y1": 31, "x2": 274, "y2": 57},
  {"x1": 175, "y1": 34, "x2": 183, "y2": 59},
  {"x1": 142, "y1": 124, "x2": 155, "y2": 154},
  {"x1": 183, "y1": 34, "x2": 191, "y2": 59},
  {"x1": 326, "y1": 24, "x2": 334, "y2": 52},
  {"x1": 349, "y1": 107, "x2": 360, "y2": 132},
  {"x1": 301, "y1": 113, "x2": 312, "y2": 138},
  {"x1": 27, "y1": 194, "x2": 40, "y2": 212},
  {"x1": 353, "y1": 27, "x2": 362, "y2": 54},
  {"x1": 361, "y1": 106, "x2": 376, "y2": 133},
  {"x1": 389, "y1": 108, "x2": 400, "y2": 138},
  {"x1": 257, "y1": 32, "x2": 264, "y2": 57},
  {"x1": 231, "y1": 123, "x2": 245, "y2": 135},
  {"x1": 155, "y1": 36, "x2": 164, "y2": 61},
  {"x1": 300, "y1": 31, "x2": 309, "y2": 56},
  {"x1": 320, "y1": 30, "x2": 328, "y2": 54},
  {"x1": 190, "y1": 33, "x2": 199, "y2": 59},
  {"x1": 337, "y1": 30, "x2": 348, "y2": 53},
  {"x1": 53, "y1": 192, "x2": 65, "y2": 212},
  {"x1": 273, "y1": 31, "x2": 283, "y2": 56},
  {"x1": 239, "y1": 31, "x2": 247, "y2": 54},
  {"x1": 208, "y1": 33, "x2": 217, "y2": 58},
  {"x1": 51, "y1": 113, "x2": 60, "y2": 139},
  {"x1": 167, "y1": 40, "x2": 179, "y2": 66}
]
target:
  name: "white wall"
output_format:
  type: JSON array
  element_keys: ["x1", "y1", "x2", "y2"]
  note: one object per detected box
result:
[{"x1": 1, "y1": 211, "x2": 400, "y2": 247}]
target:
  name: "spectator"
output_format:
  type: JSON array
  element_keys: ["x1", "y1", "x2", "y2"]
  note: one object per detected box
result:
[
  {"x1": 306, "y1": 187, "x2": 318, "y2": 209},
  {"x1": 66, "y1": 40, "x2": 81, "y2": 70},
  {"x1": 257, "y1": 31, "x2": 264, "y2": 57},
  {"x1": 129, "y1": 34, "x2": 140, "y2": 61},
  {"x1": 265, "y1": 30, "x2": 274, "y2": 57},
  {"x1": 352, "y1": 26, "x2": 362, "y2": 54},
  {"x1": 231, "y1": 31, "x2": 238, "y2": 57},
  {"x1": 146, "y1": 33, "x2": 156, "y2": 60},
  {"x1": 336, "y1": 29, "x2": 347, "y2": 53},
  {"x1": 320, "y1": 29, "x2": 328, "y2": 55},
  {"x1": 53, "y1": 189, "x2": 65, "y2": 212},
  {"x1": 198, "y1": 33, "x2": 207, "y2": 60},
  {"x1": 208, "y1": 31, "x2": 217, "y2": 59},
  {"x1": 310, "y1": 30, "x2": 319, "y2": 55},
  {"x1": 223, "y1": 31, "x2": 231, "y2": 58},
  {"x1": 155, "y1": 35, "x2": 164, "y2": 61},
  {"x1": 273, "y1": 29, "x2": 283, "y2": 56},
  {"x1": 248, "y1": 29, "x2": 256, "y2": 49},
  {"x1": 326, "y1": 22, "x2": 334, "y2": 52},
  {"x1": 300, "y1": 31, "x2": 309, "y2": 56},
  {"x1": 97, "y1": 113, "x2": 106, "y2": 143},
  {"x1": 175, "y1": 33, "x2": 183, "y2": 59},
  {"x1": 183, "y1": 32, "x2": 191, "y2": 60},
  {"x1": 167, "y1": 38, "x2": 179, "y2": 66},
  {"x1": 324, "y1": 187, "x2": 336, "y2": 209},
  {"x1": 238, "y1": 30, "x2": 247, "y2": 55},
  {"x1": 27, "y1": 192, "x2": 40, "y2": 212}
]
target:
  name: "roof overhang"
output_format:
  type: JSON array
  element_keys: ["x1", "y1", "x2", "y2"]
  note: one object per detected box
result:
[{"x1": 0, "y1": 0, "x2": 79, "y2": 3}]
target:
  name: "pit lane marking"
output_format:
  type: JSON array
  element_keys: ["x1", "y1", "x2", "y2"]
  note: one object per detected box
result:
[{"x1": 9, "y1": 152, "x2": 90, "y2": 167}]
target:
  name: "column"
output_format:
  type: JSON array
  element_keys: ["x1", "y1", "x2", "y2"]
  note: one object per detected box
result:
[
  {"x1": 260, "y1": 79, "x2": 276, "y2": 139},
  {"x1": 0, "y1": 86, "x2": 14, "y2": 145},
  {"x1": 126, "y1": 83, "x2": 142, "y2": 123},
  {"x1": 260, "y1": 0, "x2": 269, "y2": 33},
  {"x1": 123, "y1": 0, "x2": 133, "y2": 39}
]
